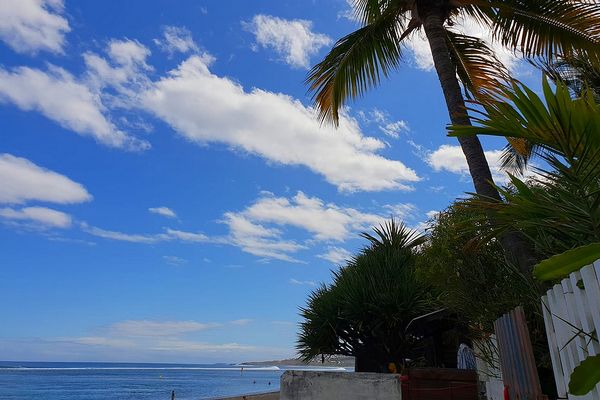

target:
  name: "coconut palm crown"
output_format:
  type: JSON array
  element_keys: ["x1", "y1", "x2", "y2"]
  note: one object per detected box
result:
[
  {"x1": 309, "y1": 0, "x2": 600, "y2": 124},
  {"x1": 307, "y1": 0, "x2": 600, "y2": 271}
]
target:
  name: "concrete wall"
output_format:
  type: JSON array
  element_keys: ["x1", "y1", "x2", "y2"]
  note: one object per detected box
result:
[{"x1": 280, "y1": 371, "x2": 402, "y2": 400}]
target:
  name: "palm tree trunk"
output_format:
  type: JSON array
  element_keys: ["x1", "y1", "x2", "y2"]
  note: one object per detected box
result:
[{"x1": 420, "y1": 3, "x2": 535, "y2": 273}]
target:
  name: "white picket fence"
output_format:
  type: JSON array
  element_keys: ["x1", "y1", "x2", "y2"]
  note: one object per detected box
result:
[{"x1": 541, "y1": 258, "x2": 600, "y2": 399}]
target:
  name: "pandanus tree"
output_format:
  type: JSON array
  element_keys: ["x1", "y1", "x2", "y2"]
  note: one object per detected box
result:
[
  {"x1": 297, "y1": 220, "x2": 435, "y2": 372},
  {"x1": 307, "y1": 0, "x2": 600, "y2": 272}
]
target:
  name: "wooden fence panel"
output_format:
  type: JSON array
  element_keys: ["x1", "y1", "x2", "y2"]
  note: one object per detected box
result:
[{"x1": 542, "y1": 259, "x2": 600, "y2": 400}]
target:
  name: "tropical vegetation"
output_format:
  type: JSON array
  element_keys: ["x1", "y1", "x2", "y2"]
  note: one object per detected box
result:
[
  {"x1": 450, "y1": 78, "x2": 600, "y2": 259},
  {"x1": 450, "y1": 78, "x2": 600, "y2": 396},
  {"x1": 307, "y1": 0, "x2": 600, "y2": 272},
  {"x1": 298, "y1": 0, "x2": 600, "y2": 392},
  {"x1": 297, "y1": 220, "x2": 437, "y2": 372}
]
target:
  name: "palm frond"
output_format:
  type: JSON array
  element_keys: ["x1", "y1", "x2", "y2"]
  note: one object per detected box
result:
[
  {"x1": 306, "y1": 5, "x2": 406, "y2": 124},
  {"x1": 445, "y1": 30, "x2": 510, "y2": 101},
  {"x1": 450, "y1": 77, "x2": 600, "y2": 162},
  {"x1": 360, "y1": 219, "x2": 426, "y2": 250},
  {"x1": 539, "y1": 54, "x2": 600, "y2": 101},
  {"x1": 499, "y1": 138, "x2": 541, "y2": 174},
  {"x1": 451, "y1": 78, "x2": 600, "y2": 256},
  {"x1": 350, "y1": 0, "x2": 411, "y2": 25},
  {"x1": 477, "y1": 0, "x2": 600, "y2": 64}
]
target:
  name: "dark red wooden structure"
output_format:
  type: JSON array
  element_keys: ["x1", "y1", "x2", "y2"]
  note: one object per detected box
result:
[{"x1": 400, "y1": 368, "x2": 478, "y2": 400}]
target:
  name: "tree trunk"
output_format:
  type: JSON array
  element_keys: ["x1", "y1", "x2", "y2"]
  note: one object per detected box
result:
[{"x1": 419, "y1": 2, "x2": 536, "y2": 273}]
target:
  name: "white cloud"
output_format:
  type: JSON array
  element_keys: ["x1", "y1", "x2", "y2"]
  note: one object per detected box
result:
[
  {"x1": 154, "y1": 26, "x2": 199, "y2": 56},
  {"x1": 165, "y1": 228, "x2": 208, "y2": 242},
  {"x1": 149, "y1": 206, "x2": 177, "y2": 218},
  {"x1": 108, "y1": 39, "x2": 150, "y2": 67},
  {"x1": 404, "y1": 15, "x2": 521, "y2": 73},
  {"x1": 222, "y1": 212, "x2": 306, "y2": 263},
  {"x1": 81, "y1": 224, "x2": 209, "y2": 244},
  {"x1": 0, "y1": 206, "x2": 71, "y2": 228},
  {"x1": 220, "y1": 191, "x2": 398, "y2": 262},
  {"x1": 0, "y1": 65, "x2": 148, "y2": 150},
  {"x1": 71, "y1": 336, "x2": 135, "y2": 348},
  {"x1": 140, "y1": 55, "x2": 419, "y2": 192},
  {"x1": 0, "y1": 325, "x2": 291, "y2": 362},
  {"x1": 230, "y1": 319, "x2": 253, "y2": 326},
  {"x1": 358, "y1": 108, "x2": 410, "y2": 139},
  {"x1": 109, "y1": 320, "x2": 221, "y2": 337},
  {"x1": 245, "y1": 14, "x2": 332, "y2": 69},
  {"x1": 240, "y1": 191, "x2": 383, "y2": 241},
  {"x1": 379, "y1": 120, "x2": 410, "y2": 138},
  {"x1": 290, "y1": 278, "x2": 317, "y2": 287},
  {"x1": 220, "y1": 191, "x2": 433, "y2": 262},
  {"x1": 426, "y1": 144, "x2": 542, "y2": 185},
  {"x1": 0, "y1": 0, "x2": 70, "y2": 54},
  {"x1": 405, "y1": 31, "x2": 437, "y2": 71},
  {"x1": 383, "y1": 203, "x2": 418, "y2": 220},
  {"x1": 83, "y1": 39, "x2": 152, "y2": 110},
  {"x1": 426, "y1": 144, "x2": 510, "y2": 184},
  {"x1": 84, "y1": 319, "x2": 259, "y2": 355},
  {"x1": 162, "y1": 255, "x2": 187, "y2": 266},
  {"x1": 338, "y1": 0, "x2": 361, "y2": 23},
  {"x1": 81, "y1": 224, "x2": 168, "y2": 244},
  {"x1": 318, "y1": 246, "x2": 352, "y2": 264},
  {"x1": 426, "y1": 210, "x2": 440, "y2": 219},
  {"x1": 149, "y1": 339, "x2": 255, "y2": 353},
  {"x1": 0, "y1": 154, "x2": 91, "y2": 205}
]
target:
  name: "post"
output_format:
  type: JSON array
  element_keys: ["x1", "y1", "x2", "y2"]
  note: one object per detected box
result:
[{"x1": 171, "y1": 390, "x2": 175, "y2": 400}]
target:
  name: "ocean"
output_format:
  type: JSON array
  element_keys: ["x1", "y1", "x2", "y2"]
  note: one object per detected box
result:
[{"x1": 0, "y1": 361, "x2": 348, "y2": 400}]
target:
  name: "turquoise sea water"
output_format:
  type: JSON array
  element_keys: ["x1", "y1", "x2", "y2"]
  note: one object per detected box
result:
[{"x1": 0, "y1": 361, "x2": 347, "y2": 400}]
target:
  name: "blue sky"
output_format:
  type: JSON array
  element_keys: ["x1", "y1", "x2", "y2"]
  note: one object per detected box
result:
[{"x1": 0, "y1": 0, "x2": 542, "y2": 363}]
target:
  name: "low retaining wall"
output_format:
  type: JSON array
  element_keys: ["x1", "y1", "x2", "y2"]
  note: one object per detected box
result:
[{"x1": 280, "y1": 371, "x2": 402, "y2": 400}]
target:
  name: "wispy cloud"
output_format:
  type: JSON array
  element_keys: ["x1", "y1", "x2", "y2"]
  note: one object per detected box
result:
[
  {"x1": 230, "y1": 319, "x2": 253, "y2": 326},
  {"x1": 318, "y1": 246, "x2": 352, "y2": 264},
  {"x1": 290, "y1": 278, "x2": 317, "y2": 287},
  {"x1": 358, "y1": 108, "x2": 410, "y2": 139},
  {"x1": 244, "y1": 14, "x2": 331, "y2": 69},
  {"x1": 149, "y1": 206, "x2": 177, "y2": 219},
  {"x1": 154, "y1": 26, "x2": 199, "y2": 56},
  {"x1": 109, "y1": 320, "x2": 221, "y2": 337},
  {"x1": 0, "y1": 0, "x2": 70, "y2": 54},
  {"x1": 162, "y1": 255, "x2": 188, "y2": 266},
  {"x1": 81, "y1": 223, "x2": 210, "y2": 244}
]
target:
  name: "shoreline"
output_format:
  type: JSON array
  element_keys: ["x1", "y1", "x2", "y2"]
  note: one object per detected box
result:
[{"x1": 214, "y1": 391, "x2": 279, "y2": 400}]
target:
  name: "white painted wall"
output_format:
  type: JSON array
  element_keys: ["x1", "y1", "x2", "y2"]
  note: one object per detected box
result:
[{"x1": 280, "y1": 371, "x2": 402, "y2": 400}]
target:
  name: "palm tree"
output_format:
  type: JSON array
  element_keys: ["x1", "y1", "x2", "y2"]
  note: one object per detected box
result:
[{"x1": 307, "y1": 0, "x2": 600, "y2": 272}]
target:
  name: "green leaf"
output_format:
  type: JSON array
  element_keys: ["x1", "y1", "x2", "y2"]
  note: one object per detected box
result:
[
  {"x1": 534, "y1": 243, "x2": 600, "y2": 281},
  {"x1": 569, "y1": 355, "x2": 600, "y2": 395}
]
